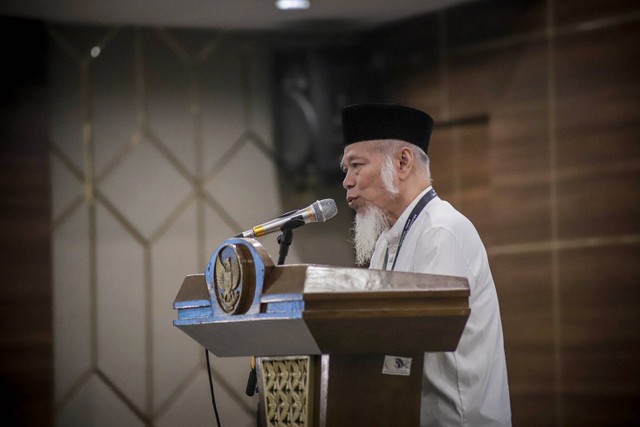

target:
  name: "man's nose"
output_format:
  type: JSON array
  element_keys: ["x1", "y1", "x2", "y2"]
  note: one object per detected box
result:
[{"x1": 343, "y1": 170, "x2": 354, "y2": 190}]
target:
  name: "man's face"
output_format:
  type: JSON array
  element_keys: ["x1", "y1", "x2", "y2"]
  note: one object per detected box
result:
[{"x1": 341, "y1": 141, "x2": 394, "y2": 214}]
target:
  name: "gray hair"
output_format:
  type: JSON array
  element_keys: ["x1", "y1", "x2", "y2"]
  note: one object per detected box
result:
[{"x1": 368, "y1": 139, "x2": 431, "y2": 182}]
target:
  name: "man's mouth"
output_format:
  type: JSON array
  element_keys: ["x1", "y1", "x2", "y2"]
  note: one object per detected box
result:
[{"x1": 347, "y1": 196, "x2": 359, "y2": 209}]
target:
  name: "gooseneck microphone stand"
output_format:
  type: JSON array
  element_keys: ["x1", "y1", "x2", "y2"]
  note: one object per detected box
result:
[{"x1": 276, "y1": 217, "x2": 305, "y2": 266}]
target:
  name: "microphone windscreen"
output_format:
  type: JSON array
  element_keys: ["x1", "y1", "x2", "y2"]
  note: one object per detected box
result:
[{"x1": 314, "y1": 199, "x2": 338, "y2": 222}]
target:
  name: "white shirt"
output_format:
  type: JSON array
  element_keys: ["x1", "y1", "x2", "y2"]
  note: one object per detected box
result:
[{"x1": 370, "y1": 187, "x2": 512, "y2": 427}]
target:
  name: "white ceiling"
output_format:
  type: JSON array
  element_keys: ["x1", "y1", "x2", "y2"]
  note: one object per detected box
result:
[{"x1": 0, "y1": 0, "x2": 471, "y2": 32}]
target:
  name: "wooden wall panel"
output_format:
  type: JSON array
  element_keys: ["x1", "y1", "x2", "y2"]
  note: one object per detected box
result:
[
  {"x1": 446, "y1": 53, "x2": 494, "y2": 117},
  {"x1": 559, "y1": 245, "x2": 640, "y2": 425},
  {"x1": 389, "y1": 66, "x2": 443, "y2": 121},
  {"x1": 445, "y1": 0, "x2": 546, "y2": 50},
  {"x1": 452, "y1": 124, "x2": 494, "y2": 243},
  {"x1": 489, "y1": 41, "x2": 552, "y2": 247},
  {"x1": 428, "y1": 128, "x2": 457, "y2": 198},
  {"x1": 488, "y1": 43, "x2": 550, "y2": 178},
  {"x1": 445, "y1": 40, "x2": 554, "y2": 246},
  {"x1": 428, "y1": 124, "x2": 492, "y2": 245},
  {"x1": 555, "y1": 22, "x2": 640, "y2": 240},
  {"x1": 491, "y1": 252, "x2": 556, "y2": 426}
]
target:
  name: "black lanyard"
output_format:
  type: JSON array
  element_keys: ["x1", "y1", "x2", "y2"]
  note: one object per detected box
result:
[{"x1": 384, "y1": 188, "x2": 437, "y2": 271}]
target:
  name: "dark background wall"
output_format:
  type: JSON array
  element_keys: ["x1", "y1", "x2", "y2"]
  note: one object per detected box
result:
[
  {"x1": 0, "y1": 18, "x2": 52, "y2": 427},
  {"x1": 1, "y1": 0, "x2": 639, "y2": 425}
]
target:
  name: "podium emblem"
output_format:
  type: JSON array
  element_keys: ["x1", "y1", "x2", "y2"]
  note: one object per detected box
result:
[{"x1": 213, "y1": 243, "x2": 254, "y2": 314}]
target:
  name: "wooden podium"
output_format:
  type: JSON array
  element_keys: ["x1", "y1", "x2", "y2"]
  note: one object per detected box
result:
[{"x1": 173, "y1": 238, "x2": 470, "y2": 426}]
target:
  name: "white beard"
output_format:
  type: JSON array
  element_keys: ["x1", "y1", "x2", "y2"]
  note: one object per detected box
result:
[{"x1": 352, "y1": 203, "x2": 389, "y2": 266}]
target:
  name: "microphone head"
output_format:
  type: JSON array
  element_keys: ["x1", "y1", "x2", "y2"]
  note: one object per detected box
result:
[{"x1": 312, "y1": 198, "x2": 338, "y2": 222}]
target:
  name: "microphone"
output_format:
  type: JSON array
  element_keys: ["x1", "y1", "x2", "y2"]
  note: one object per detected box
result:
[{"x1": 236, "y1": 199, "x2": 338, "y2": 238}]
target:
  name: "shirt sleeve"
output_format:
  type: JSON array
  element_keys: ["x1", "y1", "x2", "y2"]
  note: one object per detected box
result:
[{"x1": 412, "y1": 226, "x2": 472, "y2": 280}]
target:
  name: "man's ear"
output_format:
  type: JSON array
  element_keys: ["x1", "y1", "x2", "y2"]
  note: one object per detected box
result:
[{"x1": 397, "y1": 147, "x2": 414, "y2": 180}]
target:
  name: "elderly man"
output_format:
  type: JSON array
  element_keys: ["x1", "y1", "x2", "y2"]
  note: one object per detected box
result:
[{"x1": 340, "y1": 104, "x2": 511, "y2": 426}]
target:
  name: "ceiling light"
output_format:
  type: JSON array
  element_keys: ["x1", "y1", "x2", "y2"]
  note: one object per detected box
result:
[{"x1": 276, "y1": 0, "x2": 311, "y2": 11}]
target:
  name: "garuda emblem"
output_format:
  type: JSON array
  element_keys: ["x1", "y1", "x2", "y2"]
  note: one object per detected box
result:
[{"x1": 214, "y1": 246, "x2": 242, "y2": 314}]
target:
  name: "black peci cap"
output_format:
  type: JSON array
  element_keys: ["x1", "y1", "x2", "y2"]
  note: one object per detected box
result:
[{"x1": 342, "y1": 103, "x2": 434, "y2": 153}]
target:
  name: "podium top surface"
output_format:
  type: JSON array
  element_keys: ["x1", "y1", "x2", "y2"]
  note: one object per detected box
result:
[
  {"x1": 174, "y1": 265, "x2": 470, "y2": 356},
  {"x1": 262, "y1": 263, "x2": 469, "y2": 298}
]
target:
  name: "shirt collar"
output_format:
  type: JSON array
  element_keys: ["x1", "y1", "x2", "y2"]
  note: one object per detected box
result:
[{"x1": 379, "y1": 186, "x2": 433, "y2": 246}]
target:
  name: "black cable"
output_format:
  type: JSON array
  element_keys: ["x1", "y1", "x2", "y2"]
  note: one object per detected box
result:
[{"x1": 205, "y1": 348, "x2": 222, "y2": 427}]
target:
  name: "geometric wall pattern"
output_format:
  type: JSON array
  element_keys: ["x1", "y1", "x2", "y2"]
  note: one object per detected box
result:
[{"x1": 50, "y1": 25, "x2": 293, "y2": 426}]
